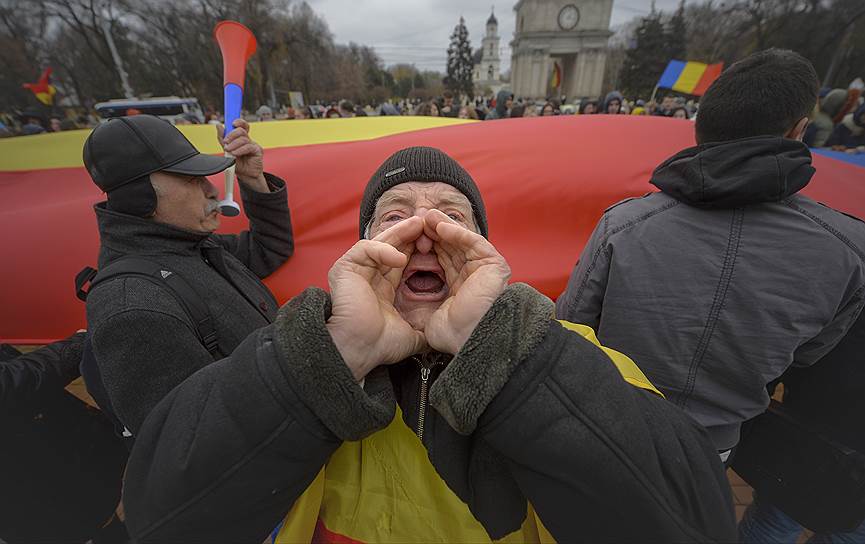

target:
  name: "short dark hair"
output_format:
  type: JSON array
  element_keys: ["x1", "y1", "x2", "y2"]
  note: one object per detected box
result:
[
  {"x1": 695, "y1": 49, "x2": 818, "y2": 144},
  {"x1": 339, "y1": 100, "x2": 355, "y2": 111},
  {"x1": 443, "y1": 90, "x2": 454, "y2": 99}
]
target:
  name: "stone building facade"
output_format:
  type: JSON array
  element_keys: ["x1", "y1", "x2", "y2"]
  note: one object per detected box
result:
[{"x1": 510, "y1": 0, "x2": 613, "y2": 100}]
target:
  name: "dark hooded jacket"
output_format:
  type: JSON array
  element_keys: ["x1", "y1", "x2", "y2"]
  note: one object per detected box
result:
[
  {"x1": 86, "y1": 174, "x2": 293, "y2": 433},
  {"x1": 122, "y1": 284, "x2": 736, "y2": 543},
  {"x1": 557, "y1": 136, "x2": 865, "y2": 450},
  {"x1": 602, "y1": 91, "x2": 624, "y2": 114},
  {"x1": 485, "y1": 90, "x2": 513, "y2": 120}
]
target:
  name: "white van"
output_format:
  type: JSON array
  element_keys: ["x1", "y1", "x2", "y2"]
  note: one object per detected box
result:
[{"x1": 94, "y1": 97, "x2": 205, "y2": 124}]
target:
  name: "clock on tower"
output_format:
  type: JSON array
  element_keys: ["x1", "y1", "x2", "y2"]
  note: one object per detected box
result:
[{"x1": 557, "y1": 4, "x2": 580, "y2": 30}]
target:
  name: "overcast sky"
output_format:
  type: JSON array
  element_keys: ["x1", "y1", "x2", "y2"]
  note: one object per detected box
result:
[{"x1": 305, "y1": 0, "x2": 691, "y2": 73}]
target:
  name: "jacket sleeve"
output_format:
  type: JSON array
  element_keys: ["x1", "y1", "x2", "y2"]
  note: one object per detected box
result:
[
  {"x1": 212, "y1": 173, "x2": 294, "y2": 278},
  {"x1": 555, "y1": 217, "x2": 610, "y2": 328},
  {"x1": 430, "y1": 284, "x2": 737, "y2": 543},
  {"x1": 123, "y1": 288, "x2": 396, "y2": 544},
  {"x1": 0, "y1": 332, "x2": 85, "y2": 413}
]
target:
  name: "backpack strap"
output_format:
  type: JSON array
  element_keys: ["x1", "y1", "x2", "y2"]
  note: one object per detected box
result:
[{"x1": 77, "y1": 258, "x2": 220, "y2": 358}]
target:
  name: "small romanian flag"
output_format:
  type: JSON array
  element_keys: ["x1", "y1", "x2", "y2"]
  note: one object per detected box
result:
[
  {"x1": 551, "y1": 61, "x2": 562, "y2": 89},
  {"x1": 657, "y1": 60, "x2": 724, "y2": 96}
]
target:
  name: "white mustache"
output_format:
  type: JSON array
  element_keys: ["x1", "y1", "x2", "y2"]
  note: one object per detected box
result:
[{"x1": 206, "y1": 200, "x2": 221, "y2": 215}]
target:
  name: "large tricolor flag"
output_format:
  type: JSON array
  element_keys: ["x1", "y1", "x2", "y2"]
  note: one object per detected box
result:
[
  {"x1": 2, "y1": 116, "x2": 863, "y2": 343},
  {"x1": 657, "y1": 60, "x2": 724, "y2": 96}
]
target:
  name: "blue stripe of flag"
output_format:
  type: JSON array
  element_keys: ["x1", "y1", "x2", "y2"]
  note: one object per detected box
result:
[{"x1": 657, "y1": 60, "x2": 686, "y2": 89}]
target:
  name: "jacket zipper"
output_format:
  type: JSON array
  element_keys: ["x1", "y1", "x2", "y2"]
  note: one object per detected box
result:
[{"x1": 416, "y1": 357, "x2": 445, "y2": 442}]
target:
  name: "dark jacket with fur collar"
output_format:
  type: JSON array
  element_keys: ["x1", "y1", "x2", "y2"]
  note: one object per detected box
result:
[
  {"x1": 122, "y1": 283, "x2": 736, "y2": 543},
  {"x1": 86, "y1": 174, "x2": 293, "y2": 433}
]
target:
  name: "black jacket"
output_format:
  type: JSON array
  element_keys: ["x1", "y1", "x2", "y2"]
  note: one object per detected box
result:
[
  {"x1": 123, "y1": 284, "x2": 736, "y2": 543},
  {"x1": 1, "y1": 335, "x2": 128, "y2": 543},
  {"x1": 782, "y1": 309, "x2": 865, "y2": 452},
  {"x1": 1, "y1": 332, "x2": 83, "y2": 414},
  {"x1": 86, "y1": 174, "x2": 293, "y2": 433}
]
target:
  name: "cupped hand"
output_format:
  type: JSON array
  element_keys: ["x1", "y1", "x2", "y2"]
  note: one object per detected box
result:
[
  {"x1": 326, "y1": 216, "x2": 428, "y2": 380},
  {"x1": 423, "y1": 210, "x2": 511, "y2": 355}
]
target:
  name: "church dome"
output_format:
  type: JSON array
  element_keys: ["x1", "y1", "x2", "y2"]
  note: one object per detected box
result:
[{"x1": 487, "y1": 10, "x2": 497, "y2": 26}]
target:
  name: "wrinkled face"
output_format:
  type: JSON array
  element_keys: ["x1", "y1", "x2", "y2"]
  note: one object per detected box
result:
[
  {"x1": 368, "y1": 181, "x2": 477, "y2": 330},
  {"x1": 150, "y1": 171, "x2": 221, "y2": 233}
]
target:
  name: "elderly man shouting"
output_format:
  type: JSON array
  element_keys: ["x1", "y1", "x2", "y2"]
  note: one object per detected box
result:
[{"x1": 122, "y1": 147, "x2": 736, "y2": 543}]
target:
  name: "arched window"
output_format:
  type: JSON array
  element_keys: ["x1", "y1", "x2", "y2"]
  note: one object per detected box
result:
[{"x1": 488, "y1": 65, "x2": 494, "y2": 80}]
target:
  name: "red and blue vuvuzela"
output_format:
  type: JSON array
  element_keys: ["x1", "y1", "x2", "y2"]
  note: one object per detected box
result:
[
  {"x1": 214, "y1": 21, "x2": 257, "y2": 135},
  {"x1": 1, "y1": 116, "x2": 863, "y2": 343}
]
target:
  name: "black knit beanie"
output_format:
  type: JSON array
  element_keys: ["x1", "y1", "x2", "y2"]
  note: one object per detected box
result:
[{"x1": 359, "y1": 146, "x2": 488, "y2": 238}]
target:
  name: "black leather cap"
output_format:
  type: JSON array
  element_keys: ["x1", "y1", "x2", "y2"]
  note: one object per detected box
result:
[{"x1": 83, "y1": 115, "x2": 234, "y2": 193}]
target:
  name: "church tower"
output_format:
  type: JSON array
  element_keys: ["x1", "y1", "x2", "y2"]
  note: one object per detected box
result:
[
  {"x1": 473, "y1": 8, "x2": 503, "y2": 92},
  {"x1": 481, "y1": 8, "x2": 501, "y2": 83}
]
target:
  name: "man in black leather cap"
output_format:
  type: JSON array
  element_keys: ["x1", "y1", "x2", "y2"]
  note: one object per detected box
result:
[{"x1": 83, "y1": 115, "x2": 294, "y2": 434}]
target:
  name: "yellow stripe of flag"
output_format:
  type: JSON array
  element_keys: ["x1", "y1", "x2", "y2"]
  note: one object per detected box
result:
[
  {"x1": 0, "y1": 117, "x2": 473, "y2": 172},
  {"x1": 673, "y1": 62, "x2": 708, "y2": 94}
]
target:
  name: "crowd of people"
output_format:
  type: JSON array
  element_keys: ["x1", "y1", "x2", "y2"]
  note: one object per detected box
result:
[
  {"x1": 2, "y1": 48, "x2": 865, "y2": 544},
  {"x1": 5, "y1": 81, "x2": 864, "y2": 157}
]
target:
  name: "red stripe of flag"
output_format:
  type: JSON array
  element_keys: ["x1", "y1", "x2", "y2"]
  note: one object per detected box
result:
[
  {"x1": 692, "y1": 62, "x2": 724, "y2": 96},
  {"x1": 312, "y1": 518, "x2": 365, "y2": 544}
]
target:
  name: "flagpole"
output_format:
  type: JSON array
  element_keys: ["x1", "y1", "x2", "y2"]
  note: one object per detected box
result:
[
  {"x1": 99, "y1": 2, "x2": 135, "y2": 99},
  {"x1": 650, "y1": 85, "x2": 659, "y2": 105}
]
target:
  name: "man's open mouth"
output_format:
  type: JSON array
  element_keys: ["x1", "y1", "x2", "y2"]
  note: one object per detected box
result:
[
  {"x1": 399, "y1": 267, "x2": 448, "y2": 302},
  {"x1": 405, "y1": 270, "x2": 445, "y2": 294}
]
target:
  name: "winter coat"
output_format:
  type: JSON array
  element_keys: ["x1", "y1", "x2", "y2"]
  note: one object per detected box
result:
[
  {"x1": 602, "y1": 91, "x2": 624, "y2": 114},
  {"x1": 122, "y1": 284, "x2": 736, "y2": 543},
  {"x1": 557, "y1": 136, "x2": 865, "y2": 451},
  {"x1": 782, "y1": 307, "x2": 865, "y2": 452},
  {"x1": 485, "y1": 90, "x2": 513, "y2": 120},
  {"x1": 825, "y1": 105, "x2": 865, "y2": 149},
  {"x1": 86, "y1": 174, "x2": 293, "y2": 433},
  {"x1": 1, "y1": 332, "x2": 83, "y2": 413},
  {"x1": 1, "y1": 335, "x2": 128, "y2": 543}
]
